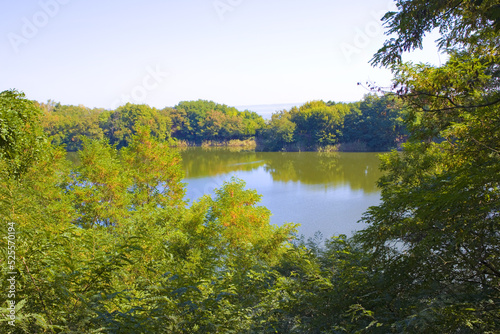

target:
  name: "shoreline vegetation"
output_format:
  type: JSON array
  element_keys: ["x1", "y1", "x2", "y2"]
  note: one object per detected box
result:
[
  {"x1": 2, "y1": 0, "x2": 499, "y2": 330},
  {"x1": 39, "y1": 94, "x2": 407, "y2": 153},
  {"x1": 170, "y1": 138, "x2": 397, "y2": 152},
  {"x1": 173, "y1": 138, "x2": 257, "y2": 149}
]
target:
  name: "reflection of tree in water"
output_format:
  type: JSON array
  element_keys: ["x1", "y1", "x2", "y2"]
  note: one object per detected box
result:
[
  {"x1": 263, "y1": 152, "x2": 383, "y2": 193},
  {"x1": 180, "y1": 148, "x2": 383, "y2": 194},
  {"x1": 262, "y1": 152, "x2": 340, "y2": 185},
  {"x1": 180, "y1": 147, "x2": 265, "y2": 178}
]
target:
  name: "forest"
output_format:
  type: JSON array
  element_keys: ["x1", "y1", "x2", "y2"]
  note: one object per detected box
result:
[
  {"x1": 1, "y1": 0, "x2": 499, "y2": 333},
  {"x1": 39, "y1": 95, "x2": 407, "y2": 153}
]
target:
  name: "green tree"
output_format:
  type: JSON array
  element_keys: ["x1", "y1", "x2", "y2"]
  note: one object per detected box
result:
[
  {"x1": 0, "y1": 90, "x2": 47, "y2": 178},
  {"x1": 342, "y1": 94, "x2": 406, "y2": 151},
  {"x1": 173, "y1": 100, "x2": 265, "y2": 143},
  {"x1": 71, "y1": 138, "x2": 130, "y2": 228},
  {"x1": 290, "y1": 100, "x2": 347, "y2": 148},
  {"x1": 174, "y1": 100, "x2": 220, "y2": 142},
  {"x1": 121, "y1": 126, "x2": 186, "y2": 213},
  {"x1": 40, "y1": 103, "x2": 106, "y2": 151},
  {"x1": 102, "y1": 103, "x2": 172, "y2": 148},
  {"x1": 371, "y1": 0, "x2": 500, "y2": 68},
  {"x1": 241, "y1": 110, "x2": 266, "y2": 138},
  {"x1": 0, "y1": 96, "x2": 300, "y2": 333},
  {"x1": 260, "y1": 110, "x2": 296, "y2": 151},
  {"x1": 354, "y1": 0, "x2": 500, "y2": 331}
]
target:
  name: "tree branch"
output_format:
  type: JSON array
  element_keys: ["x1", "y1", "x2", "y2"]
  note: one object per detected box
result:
[{"x1": 401, "y1": 91, "x2": 500, "y2": 112}]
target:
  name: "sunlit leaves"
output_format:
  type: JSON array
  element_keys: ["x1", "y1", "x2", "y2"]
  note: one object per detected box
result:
[
  {"x1": 0, "y1": 90, "x2": 47, "y2": 179},
  {"x1": 290, "y1": 100, "x2": 347, "y2": 147},
  {"x1": 122, "y1": 126, "x2": 186, "y2": 212},
  {"x1": 172, "y1": 99, "x2": 264, "y2": 143},
  {"x1": 71, "y1": 139, "x2": 129, "y2": 229},
  {"x1": 103, "y1": 103, "x2": 172, "y2": 148},
  {"x1": 1, "y1": 98, "x2": 303, "y2": 332},
  {"x1": 207, "y1": 178, "x2": 297, "y2": 264}
]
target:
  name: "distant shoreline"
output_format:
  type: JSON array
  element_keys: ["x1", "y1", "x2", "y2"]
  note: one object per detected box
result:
[{"x1": 171, "y1": 139, "x2": 397, "y2": 153}]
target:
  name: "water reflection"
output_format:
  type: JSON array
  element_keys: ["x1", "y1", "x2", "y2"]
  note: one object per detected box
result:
[
  {"x1": 180, "y1": 148, "x2": 265, "y2": 179},
  {"x1": 262, "y1": 152, "x2": 382, "y2": 193},
  {"x1": 179, "y1": 148, "x2": 383, "y2": 194},
  {"x1": 180, "y1": 148, "x2": 384, "y2": 237},
  {"x1": 68, "y1": 147, "x2": 383, "y2": 237}
]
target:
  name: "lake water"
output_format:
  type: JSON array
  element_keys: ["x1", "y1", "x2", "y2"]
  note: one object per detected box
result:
[{"x1": 180, "y1": 148, "x2": 383, "y2": 238}]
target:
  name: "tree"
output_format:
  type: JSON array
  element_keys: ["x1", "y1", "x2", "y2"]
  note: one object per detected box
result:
[
  {"x1": 354, "y1": 0, "x2": 500, "y2": 331},
  {"x1": 241, "y1": 110, "x2": 266, "y2": 138},
  {"x1": 40, "y1": 103, "x2": 106, "y2": 151},
  {"x1": 172, "y1": 100, "x2": 264, "y2": 143},
  {"x1": 290, "y1": 100, "x2": 346, "y2": 148},
  {"x1": 260, "y1": 110, "x2": 296, "y2": 151},
  {"x1": 0, "y1": 97, "x2": 301, "y2": 333},
  {"x1": 371, "y1": 0, "x2": 500, "y2": 68},
  {"x1": 0, "y1": 90, "x2": 47, "y2": 179},
  {"x1": 342, "y1": 94, "x2": 406, "y2": 151},
  {"x1": 121, "y1": 126, "x2": 186, "y2": 212},
  {"x1": 101, "y1": 103, "x2": 172, "y2": 148}
]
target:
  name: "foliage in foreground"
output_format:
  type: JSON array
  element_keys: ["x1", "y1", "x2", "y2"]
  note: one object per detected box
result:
[
  {"x1": 353, "y1": 0, "x2": 500, "y2": 332},
  {"x1": 2, "y1": 0, "x2": 500, "y2": 331},
  {"x1": 3, "y1": 75, "x2": 498, "y2": 333},
  {"x1": 1, "y1": 91, "x2": 303, "y2": 333},
  {"x1": 1, "y1": 91, "x2": 391, "y2": 334}
]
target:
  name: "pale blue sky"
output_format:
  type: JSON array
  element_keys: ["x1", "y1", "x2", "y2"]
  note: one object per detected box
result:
[{"x1": 0, "y1": 0, "x2": 444, "y2": 111}]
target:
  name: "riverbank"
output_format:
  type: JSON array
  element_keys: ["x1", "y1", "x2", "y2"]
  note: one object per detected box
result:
[
  {"x1": 171, "y1": 138, "x2": 400, "y2": 152},
  {"x1": 171, "y1": 138, "x2": 257, "y2": 149}
]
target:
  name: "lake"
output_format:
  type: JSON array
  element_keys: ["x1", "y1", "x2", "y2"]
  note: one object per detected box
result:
[{"x1": 180, "y1": 148, "x2": 384, "y2": 239}]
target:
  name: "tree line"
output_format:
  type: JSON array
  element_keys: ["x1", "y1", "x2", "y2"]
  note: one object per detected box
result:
[
  {"x1": 39, "y1": 100, "x2": 265, "y2": 151},
  {"x1": 1, "y1": 0, "x2": 499, "y2": 332},
  {"x1": 39, "y1": 95, "x2": 407, "y2": 152},
  {"x1": 259, "y1": 95, "x2": 407, "y2": 151}
]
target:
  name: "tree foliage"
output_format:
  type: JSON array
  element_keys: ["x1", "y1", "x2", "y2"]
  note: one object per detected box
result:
[
  {"x1": 371, "y1": 0, "x2": 500, "y2": 67},
  {"x1": 259, "y1": 97, "x2": 406, "y2": 151},
  {"x1": 171, "y1": 100, "x2": 264, "y2": 143},
  {"x1": 40, "y1": 97, "x2": 407, "y2": 152},
  {"x1": 353, "y1": 0, "x2": 500, "y2": 331},
  {"x1": 0, "y1": 90, "x2": 47, "y2": 178},
  {"x1": 290, "y1": 100, "x2": 349, "y2": 147},
  {"x1": 41, "y1": 99, "x2": 266, "y2": 149},
  {"x1": 39, "y1": 101, "x2": 106, "y2": 151},
  {"x1": 343, "y1": 95, "x2": 406, "y2": 151},
  {"x1": 101, "y1": 103, "x2": 173, "y2": 148},
  {"x1": 4, "y1": 0, "x2": 499, "y2": 330},
  {"x1": 0, "y1": 96, "x2": 302, "y2": 333}
]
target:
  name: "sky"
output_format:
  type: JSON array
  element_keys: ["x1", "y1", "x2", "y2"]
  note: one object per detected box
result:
[{"x1": 0, "y1": 0, "x2": 445, "y2": 114}]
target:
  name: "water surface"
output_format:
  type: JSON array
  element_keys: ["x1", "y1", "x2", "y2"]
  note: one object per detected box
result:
[
  {"x1": 181, "y1": 148, "x2": 383, "y2": 238},
  {"x1": 67, "y1": 148, "x2": 383, "y2": 238}
]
